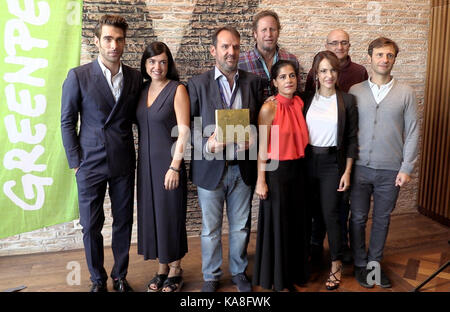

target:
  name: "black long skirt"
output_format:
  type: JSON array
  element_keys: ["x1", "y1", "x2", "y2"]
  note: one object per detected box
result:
[{"x1": 252, "y1": 158, "x2": 311, "y2": 291}]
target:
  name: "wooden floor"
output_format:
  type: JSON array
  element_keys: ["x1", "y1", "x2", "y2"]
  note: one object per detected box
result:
[{"x1": 0, "y1": 212, "x2": 449, "y2": 293}]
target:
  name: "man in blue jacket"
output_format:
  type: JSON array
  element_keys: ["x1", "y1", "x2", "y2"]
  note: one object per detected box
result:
[{"x1": 61, "y1": 14, "x2": 142, "y2": 292}]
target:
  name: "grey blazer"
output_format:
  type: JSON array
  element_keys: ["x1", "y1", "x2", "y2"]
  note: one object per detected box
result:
[
  {"x1": 187, "y1": 69, "x2": 263, "y2": 190},
  {"x1": 61, "y1": 60, "x2": 142, "y2": 177}
]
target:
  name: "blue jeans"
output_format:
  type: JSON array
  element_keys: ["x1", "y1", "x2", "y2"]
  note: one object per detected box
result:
[
  {"x1": 197, "y1": 165, "x2": 252, "y2": 281},
  {"x1": 350, "y1": 165, "x2": 400, "y2": 268}
]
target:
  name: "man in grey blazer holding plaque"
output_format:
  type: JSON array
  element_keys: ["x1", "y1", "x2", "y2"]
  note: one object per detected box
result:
[{"x1": 187, "y1": 25, "x2": 263, "y2": 292}]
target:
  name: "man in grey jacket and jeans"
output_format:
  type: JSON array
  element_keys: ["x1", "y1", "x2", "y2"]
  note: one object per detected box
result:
[{"x1": 348, "y1": 37, "x2": 418, "y2": 289}]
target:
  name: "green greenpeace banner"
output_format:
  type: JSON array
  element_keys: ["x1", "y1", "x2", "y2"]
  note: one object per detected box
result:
[{"x1": 0, "y1": 0, "x2": 83, "y2": 238}]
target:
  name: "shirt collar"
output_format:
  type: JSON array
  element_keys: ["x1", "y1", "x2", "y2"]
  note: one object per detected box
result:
[
  {"x1": 98, "y1": 57, "x2": 123, "y2": 78},
  {"x1": 368, "y1": 76, "x2": 395, "y2": 90},
  {"x1": 253, "y1": 44, "x2": 279, "y2": 61},
  {"x1": 214, "y1": 66, "x2": 239, "y2": 81}
]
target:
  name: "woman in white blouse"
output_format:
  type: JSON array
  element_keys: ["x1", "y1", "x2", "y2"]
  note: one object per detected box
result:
[{"x1": 302, "y1": 51, "x2": 358, "y2": 290}]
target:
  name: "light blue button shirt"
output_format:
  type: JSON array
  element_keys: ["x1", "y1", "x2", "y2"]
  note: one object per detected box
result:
[{"x1": 214, "y1": 67, "x2": 242, "y2": 109}]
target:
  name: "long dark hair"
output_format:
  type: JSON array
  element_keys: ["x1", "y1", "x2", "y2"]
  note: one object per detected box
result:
[{"x1": 140, "y1": 41, "x2": 179, "y2": 81}]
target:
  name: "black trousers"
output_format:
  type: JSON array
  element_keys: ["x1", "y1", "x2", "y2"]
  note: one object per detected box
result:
[
  {"x1": 312, "y1": 193, "x2": 351, "y2": 248},
  {"x1": 305, "y1": 148, "x2": 342, "y2": 261},
  {"x1": 76, "y1": 168, "x2": 135, "y2": 284}
]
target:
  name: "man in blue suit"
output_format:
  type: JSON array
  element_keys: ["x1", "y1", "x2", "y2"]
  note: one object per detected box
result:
[
  {"x1": 61, "y1": 14, "x2": 142, "y2": 292},
  {"x1": 188, "y1": 26, "x2": 263, "y2": 292}
]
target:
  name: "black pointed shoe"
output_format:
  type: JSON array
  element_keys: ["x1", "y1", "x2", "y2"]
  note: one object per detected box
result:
[
  {"x1": 90, "y1": 282, "x2": 108, "y2": 292},
  {"x1": 113, "y1": 278, "x2": 133, "y2": 292}
]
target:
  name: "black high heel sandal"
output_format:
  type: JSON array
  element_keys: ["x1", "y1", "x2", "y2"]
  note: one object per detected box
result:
[{"x1": 326, "y1": 265, "x2": 343, "y2": 291}]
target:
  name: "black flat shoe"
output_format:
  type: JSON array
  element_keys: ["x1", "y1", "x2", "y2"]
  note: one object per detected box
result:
[
  {"x1": 162, "y1": 269, "x2": 184, "y2": 292},
  {"x1": 113, "y1": 278, "x2": 133, "y2": 292},
  {"x1": 147, "y1": 273, "x2": 168, "y2": 292}
]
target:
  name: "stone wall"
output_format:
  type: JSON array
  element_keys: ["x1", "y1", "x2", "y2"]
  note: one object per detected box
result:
[{"x1": 0, "y1": 0, "x2": 430, "y2": 256}]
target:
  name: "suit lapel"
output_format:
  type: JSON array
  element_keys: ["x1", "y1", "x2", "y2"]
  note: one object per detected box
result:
[
  {"x1": 209, "y1": 70, "x2": 225, "y2": 110},
  {"x1": 336, "y1": 90, "x2": 346, "y2": 149},
  {"x1": 239, "y1": 70, "x2": 249, "y2": 109},
  {"x1": 105, "y1": 64, "x2": 129, "y2": 125},
  {"x1": 118, "y1": 64, "x2": 131, "y2": 104},
  {"x1": 92, "y1": 60, "x2": 116, "y2": 110}
]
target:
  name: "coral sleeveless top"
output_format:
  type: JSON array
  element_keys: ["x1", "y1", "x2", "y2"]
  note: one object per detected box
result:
[{"x1": 268, "y1": 94, "x2": 309, "y2": 160}]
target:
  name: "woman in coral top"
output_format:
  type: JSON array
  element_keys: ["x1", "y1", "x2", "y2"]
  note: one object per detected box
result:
[{"x1": 253, "y1": 60, "x2": 310, "y2": 291}]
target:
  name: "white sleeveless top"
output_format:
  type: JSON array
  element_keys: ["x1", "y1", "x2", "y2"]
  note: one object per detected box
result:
[{"x1": 306, "y1": 93, "x2": 338, "y2": 147}]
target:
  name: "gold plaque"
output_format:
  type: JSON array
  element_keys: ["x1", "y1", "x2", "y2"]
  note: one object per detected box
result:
[{"x1": 215, "y1": 108, "x2": 250, "y2": 143}]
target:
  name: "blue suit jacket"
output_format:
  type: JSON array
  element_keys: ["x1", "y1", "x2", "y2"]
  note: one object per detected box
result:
[
  {"x1": 61, "y1": 60, "x2": 142, "y2": 177},
  {"x1": 187, "y1": 69, "x2": 263, "y2": 190}
]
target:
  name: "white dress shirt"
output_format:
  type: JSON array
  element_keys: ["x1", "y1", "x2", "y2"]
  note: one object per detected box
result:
[
  {"x1": 368, "y1": 76, "x2": 395, "y2": 104},
  {"x1": 98, "y1": 57, "x2": 123, "y2": 103}
]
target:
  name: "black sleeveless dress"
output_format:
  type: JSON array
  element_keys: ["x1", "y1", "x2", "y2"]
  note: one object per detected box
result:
[{"x1": 136, "y1": 80, "x2": 187, "y2": 263}]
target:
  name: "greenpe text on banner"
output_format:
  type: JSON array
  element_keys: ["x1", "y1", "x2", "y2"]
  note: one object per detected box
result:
[{"x1": 0, "y1": 0, "x2": 83, "y2": 238}]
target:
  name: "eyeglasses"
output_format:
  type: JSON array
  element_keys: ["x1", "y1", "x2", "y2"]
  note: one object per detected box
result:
[{"x1": 327, "y1": 40, "x2": 350, "y2": 47}]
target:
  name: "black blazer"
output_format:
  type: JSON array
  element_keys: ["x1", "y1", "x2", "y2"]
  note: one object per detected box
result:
[
  {"x1": 187, "y1": 69, "x2": 263, "y2": 190},
  {"x1": 61, "y1": 60, "x2": 142, "y2": 177},
  {"x1": 301, "y1": 90, "x2": 358, "y2": 176}
]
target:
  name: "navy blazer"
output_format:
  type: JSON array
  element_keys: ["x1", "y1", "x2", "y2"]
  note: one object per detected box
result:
[
  {"x1": 188, "y1": 69, "x2": 263, "y2": 190},
  {"x1": 61, "y1": 60, "x2": 142, "y2": 177},
  {"x1": 301, "y1": 90, "x2": 359, "y2": 176}
]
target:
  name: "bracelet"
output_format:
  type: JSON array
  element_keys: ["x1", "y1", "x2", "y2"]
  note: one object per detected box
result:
[{"x1": 169, "y1": 166, "x2": 181, "y2": 173}]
